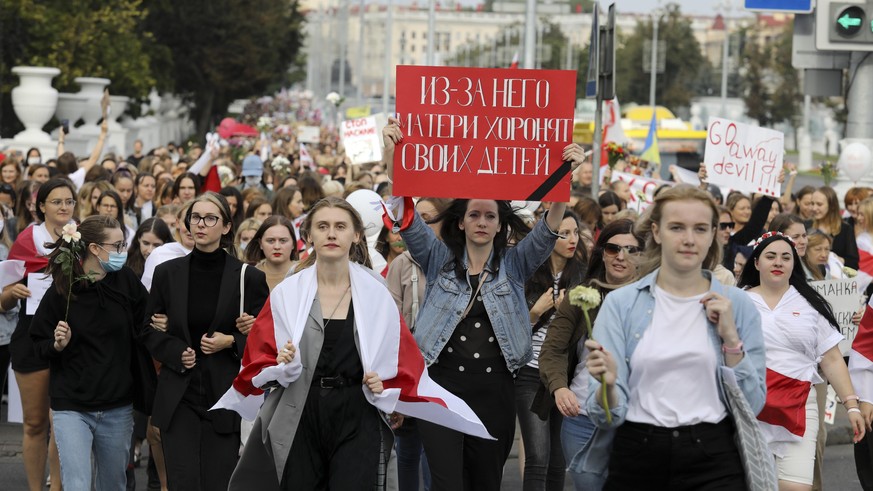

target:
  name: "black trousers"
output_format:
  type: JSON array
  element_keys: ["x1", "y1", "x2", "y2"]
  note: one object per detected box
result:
[
  {"x1": 418, "y1": 365, "x2": 516, "y2": 491},
  {"x1": 281, "y1": 384, "x2": 382, "y2": 490},
  {"x1": 161, "y1": 372, "x2": 239, "y2": 491},
  {"x1": 605, "y1": 419, "x2": 747, "y2": 491},
  {"x1": 856, "y1": 431, "x2": 873, "y2": 491}
]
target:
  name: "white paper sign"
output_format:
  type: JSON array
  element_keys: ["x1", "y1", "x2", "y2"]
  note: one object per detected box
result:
[
  {"x1": 610, "y1": 170, "x2": 673, "y2": 213},
  {"x1": 811, "y1": 278, "x2": 864, "y2": 355},
  {"x1": 824, "y1": 385, "x2": 837, "y2": 425},
  {"x1": 704, "y1": 117, "x2": 783, "y2": 198},
  {"x1": 25, "y1": 273, "x2": 53, "y2": 316},
  {"x1": 297, "y1": 125, "x2": 321, "y2": 144},
  {"x1": 341, "y1": 116, "x2": 382, "y2": 165}
]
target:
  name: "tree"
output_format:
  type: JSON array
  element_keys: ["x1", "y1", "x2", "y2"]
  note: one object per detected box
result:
[
  {"x1": 141, "y1": 0, "x2": 305, "y2": 137},
  {"x1": 0, "y1": 0, "x2": 156, "y2": 135},
  {"x1": 740, "y1": 23, "x2": 801, "y2": 135},
  {"x1": 613, "y1": 3, "x2": 706, "y2": 111}
]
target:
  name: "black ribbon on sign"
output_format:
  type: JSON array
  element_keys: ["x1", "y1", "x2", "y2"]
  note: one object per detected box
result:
[{"x1": 526, "y1": 160, "x2": 572, "y2": 201}]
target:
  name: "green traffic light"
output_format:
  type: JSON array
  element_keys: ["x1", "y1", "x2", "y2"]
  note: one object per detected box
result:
[{"x1": 839, "y1": 13, "x2": 862, "y2": 30}]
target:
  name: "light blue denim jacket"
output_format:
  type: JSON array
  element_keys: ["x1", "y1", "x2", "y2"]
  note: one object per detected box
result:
[
  {"x1": 401, "y1": 209, "x2": 559, "y2": 371},
  {"x1": 582, "y1": 268, "x2": 766, "y2": 474}
]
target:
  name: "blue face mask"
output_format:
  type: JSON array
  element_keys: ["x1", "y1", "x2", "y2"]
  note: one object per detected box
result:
[{"x1": 98, "y1": 250, "x2": 128, "y2": 272}]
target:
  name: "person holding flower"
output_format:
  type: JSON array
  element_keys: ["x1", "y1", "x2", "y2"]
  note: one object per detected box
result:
[
  {"x1": 738, "y1": 231, "x2": 866, "y2": 489},
  {"x1": 380, "y1": 117, "x2": 581, "y2": 490},
  {"x1": 30, "y1": 215, "x2": 155, "y2": 491},
  {"x1": 585, "y1": 184, "x2": 767, "y2": 489},
  {"x1": 537, "y1": 218, "x2": 643, "y2": 490}
]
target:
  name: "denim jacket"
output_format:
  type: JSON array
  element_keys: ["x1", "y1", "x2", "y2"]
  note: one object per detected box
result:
[
  {"x1": 582, "y1": 268, "x2": 766, "y2": 474},
  {"x1": 401, "y1": 209, "x2": 559, "y2": 372}
]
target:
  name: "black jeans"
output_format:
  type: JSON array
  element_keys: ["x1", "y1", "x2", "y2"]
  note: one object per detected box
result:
[
  {"x1": 419, "y1": 365, "x2": 516, "y2": 491},
  {"x1": 514, "y1": 366, "x2": 565, "y2": 491},
  {"x1": 605, "y1": 419, "x2": 746, "y2": 491}
]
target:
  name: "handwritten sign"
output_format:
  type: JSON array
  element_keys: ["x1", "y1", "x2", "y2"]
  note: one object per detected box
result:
[
  {"x1": 811, "y1": 278, "x2": 864, "y2": 355},
  {"x1": 341, "y1": 116, "x2": 382, "y2": 165},
  {"x1": 297, "y1": 125, "x2": 320, "y2": 144},
  {"x1": 393, "y1": 65, "x2": 577, "y2": 201},
  {"x1": 610, "y1": 170, "x2": 672, "y2": 213},
  {"x1": 704, "y1": 118, "x2": 783, "y2": 198}
]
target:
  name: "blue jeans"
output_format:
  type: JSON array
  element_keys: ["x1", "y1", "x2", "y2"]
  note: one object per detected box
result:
[
  {"x1": 395, "y1": 420, "x2": 431, "y2": 491},
  {"x1": 514, "y1": 366, "x2": 565, "y2": 491},
  {"x1": 53, "y1": 405, "x2": 134, "y2": 491},
  {"x1": 561, "y1": 413, "x2": 606, "y2": 491}
]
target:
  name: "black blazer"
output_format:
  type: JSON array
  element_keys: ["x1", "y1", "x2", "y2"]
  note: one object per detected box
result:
[{"x1": 140, "y1": 251, "x2": 269, "y2": 433}]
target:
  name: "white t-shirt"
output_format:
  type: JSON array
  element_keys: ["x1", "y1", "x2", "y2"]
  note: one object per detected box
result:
[
  {"x1": 745, "y1": 287, "x2": 843, "y2": 384},
  {"x1": 569, "y1": 336, "x2": 591, "y2": 416},
  {"x1": 626, "y1": 285, "x2": 727, "y2": 427}
]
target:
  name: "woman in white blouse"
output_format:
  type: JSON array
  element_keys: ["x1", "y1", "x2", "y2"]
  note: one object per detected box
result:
[{"x1": 738, "y1": 231, "x2": 866, "y2": 490}]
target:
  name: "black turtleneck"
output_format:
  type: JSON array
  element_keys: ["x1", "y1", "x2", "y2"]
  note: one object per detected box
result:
[{"x1": 188, "y1": 247, "x2": 227, "y2": 355}]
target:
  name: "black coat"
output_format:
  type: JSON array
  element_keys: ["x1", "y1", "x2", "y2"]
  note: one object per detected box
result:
[{"x1": 140, "y1": 251, "x2": 268, "y2": 433}]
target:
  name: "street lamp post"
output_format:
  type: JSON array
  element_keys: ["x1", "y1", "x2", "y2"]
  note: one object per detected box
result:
[{"x1": 719, "y1": 0, "x2": 733, "y2": 117}]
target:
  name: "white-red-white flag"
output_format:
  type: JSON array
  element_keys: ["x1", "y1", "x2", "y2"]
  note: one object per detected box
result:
[
  {"x1": 510, "y1": 51, "x2": 519, "y2": 69},
  {"x1": 850, "y1": 296, "x2": 873, "y2": 406},
  {"x1": 212, "y1": 262, "x2": 493, "y2": 439}
]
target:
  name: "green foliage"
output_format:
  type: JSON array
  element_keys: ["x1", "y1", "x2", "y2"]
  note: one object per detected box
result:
[
  {"x1": 740, "y1": 23, "x2": 801, "y2": 130},
  {"x1": 141, "y1": 0, "x2": 306, "y2": 136},
  {"x1": 613, "y1": 3, "x2": 706, "y2": 110}
]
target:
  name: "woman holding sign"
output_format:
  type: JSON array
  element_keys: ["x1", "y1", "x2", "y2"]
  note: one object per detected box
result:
[
  {"x1": 738, "y1": 231, "x2": 865, "y2": 489},
  {"x1": 381, "y1": 117, "x2": 581, "y2": 490}
]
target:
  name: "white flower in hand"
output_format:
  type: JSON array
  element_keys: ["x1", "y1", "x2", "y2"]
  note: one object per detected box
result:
[
  {"x1": 61, "y1": 223, "x2": 80, "y2": 243},
  {"x1": 569, "y1": 285, "x2": 601, "y2": 311},
  {"x1": 326, "y1": 92, "x2": 341, "y2": 105}
]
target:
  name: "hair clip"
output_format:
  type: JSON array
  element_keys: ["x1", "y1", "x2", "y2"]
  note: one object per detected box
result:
[{"x1": 753, "y1": 231, "x2": 795, "y2": 249}]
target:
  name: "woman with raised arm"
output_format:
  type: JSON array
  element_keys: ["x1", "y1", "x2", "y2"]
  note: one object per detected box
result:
[
  {"x1": 585, "y1": 184, "x2": 767, "y2": 490},
  {"x1": 380, "y1": 117, "x2": 579, "y2": 490}
]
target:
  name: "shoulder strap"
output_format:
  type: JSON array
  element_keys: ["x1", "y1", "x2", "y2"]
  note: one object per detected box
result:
[
  {"x1": 240, "y1": 263, "x2": 248, "y2": 316},
  {"x1": 410, "y1": 266, "x2": 419, "y2": 330}
]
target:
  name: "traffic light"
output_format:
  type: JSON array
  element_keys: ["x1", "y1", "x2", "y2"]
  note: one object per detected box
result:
[{"x1": 816, "y1": 0, "x2": 873, "y2": 51}]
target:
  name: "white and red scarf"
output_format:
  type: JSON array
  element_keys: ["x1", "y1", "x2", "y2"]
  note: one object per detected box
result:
[{"x1": 212, "y1": 261, "x2": 492, "y2": 439}]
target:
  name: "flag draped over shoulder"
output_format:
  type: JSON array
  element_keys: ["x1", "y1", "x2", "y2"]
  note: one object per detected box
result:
[
  {"x1": 850, "y1": 296, "x2": 873, "y2": 405},
  {"x1": 856, "y1": 233, "x2": 873, "y2": 292},
  {"x1": 212, "y1": 262, "x2": 493, "y2": 439},
  {"x1": 7, "y1": 223, "x2": 53, "y2": 279}
]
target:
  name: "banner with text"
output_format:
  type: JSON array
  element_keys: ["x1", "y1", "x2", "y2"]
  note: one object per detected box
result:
[
  {"x1": 393, "y1": 65, "x2": 577, "y2": 201},
  {"x1": 298, "y1": 125, "x2": 321, "y2": 144},
  {"x1": 610, "y1": 170, "x2": 673, "y2": 213},
  {"x1": 704, "y1": 117, "x2": 783, "y2": 198},
  {"x1": 811, "y1": 278, "x2": 864, "y2": 355},
  {"x1": 341, "y1": 116, "x2": 383, "y2": 165}
]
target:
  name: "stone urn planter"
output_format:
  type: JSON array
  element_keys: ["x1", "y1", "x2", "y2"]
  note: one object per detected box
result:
[
  {"x1": 11, "y1": 66, "x2": 61, "y2": 142},
  {"x1": 55, "y1": 93, "x2": 88, "y2": 126},
  {"x1": 75, "y1": 77, "x2": 111, "y2": 127},
  {"x1": 108, "y1": 95, "x2": 130, "y2": 131}
]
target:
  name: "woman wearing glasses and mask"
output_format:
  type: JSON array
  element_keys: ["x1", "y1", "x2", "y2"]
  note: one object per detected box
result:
[
  {"x1": 140, "y1": 192, "x2": 269, "y2": 490},
  {"x1": 30, "y1": 215, "x2": 156, "y2": 491}
]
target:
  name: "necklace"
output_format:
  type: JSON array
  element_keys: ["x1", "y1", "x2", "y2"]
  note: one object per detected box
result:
[{"x1": 321, "y1": 285, "x2": 350, "y2": 328}]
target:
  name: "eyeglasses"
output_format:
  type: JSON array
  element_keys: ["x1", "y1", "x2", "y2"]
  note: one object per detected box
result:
[
  {"x1": 189, "y1": 214, "x2": 221, "y2": 227},
  {"x1": 100, "y1": 203, "x2": 118, "y2": 210},
  {"x1": 98, "y1": 241, "x2": 126, "y2": 254},
  {"x1": 602, "y1": 243, "x2": 642, "y2": 257},
  {"x1": 719, "y1": 222, "x2": 735, "y2": 231},
  {"x1": 47, "y1": 199, "x2": 76, "y2": 208}
]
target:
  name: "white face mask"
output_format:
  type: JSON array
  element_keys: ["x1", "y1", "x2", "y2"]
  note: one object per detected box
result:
[
  {"x1": 245, "y1": 176, "x2": 261, "y2": 186},
  {"x1": 27, "y1": 157, "x2": 41, "y2": 165},
  {"x1": 0, "y1": 219, "x2": 5, "y2": 236},
  {"x1": 240, "y1": 241, "x2": 249, "y2": 251}
]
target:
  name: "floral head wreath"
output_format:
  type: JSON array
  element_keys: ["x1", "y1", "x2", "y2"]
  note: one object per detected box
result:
[{"x1": 753, "y1": 231, "x2": 795, "y2": 250}]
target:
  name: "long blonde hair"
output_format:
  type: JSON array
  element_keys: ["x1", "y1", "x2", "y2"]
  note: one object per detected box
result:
[
  {"x1": 635, "y1": 184, "x2": 722, "y2": 277},
  {"x1": 296, "y1": 196, "x2": 371, "y2": 272}
]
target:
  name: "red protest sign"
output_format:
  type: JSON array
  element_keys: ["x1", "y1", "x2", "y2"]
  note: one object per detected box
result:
[{"x1": 392, "y1": 65, "x2": 577, "y2": 202}]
